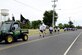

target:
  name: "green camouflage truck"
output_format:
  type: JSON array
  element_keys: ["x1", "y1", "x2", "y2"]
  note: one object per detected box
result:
[{"x1": 0, "y1": 21, "x2": 29, "y2": 44}]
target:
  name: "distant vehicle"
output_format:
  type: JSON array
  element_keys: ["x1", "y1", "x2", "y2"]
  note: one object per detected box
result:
[{"x1": 0, "y1": 21, "x2": 29, "y2": 44}]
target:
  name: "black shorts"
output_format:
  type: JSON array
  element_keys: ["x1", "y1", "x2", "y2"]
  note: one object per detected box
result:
[
  {"x1": 58, "y1": 30, "x2": 60, "y2": 32},
  {"x1": 49, "y1": 30, "x2": 53, "y2": 32},
  {"x1": 40, "y1": 30, "x2": 43, "y2": 33}
]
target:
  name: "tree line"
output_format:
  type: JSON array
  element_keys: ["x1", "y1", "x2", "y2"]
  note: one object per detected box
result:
[
  {"x1": 18, "y1": 10, "x2": 58, "y2": 29},
  {"x1": 10, "y1": 10, "x2": 81, "y2": 29}
]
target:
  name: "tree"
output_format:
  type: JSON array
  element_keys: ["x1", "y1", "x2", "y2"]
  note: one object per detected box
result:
[
  {"x1": 32, "y1": 20, "x2": 42, "y2": 29},
  {"x1": 58, "y1": 23, "x2": 63, "y2": 29},
  {"x1": 43, "y1": 10, "x2": 58, "y2": 26},
  {"x1": 76, "y1": 26, "x2": 82, "y2": 29},
  {"x1": 68, "y1": 21, "x2": 74, "y2": 28},
  {"x1": 63, "y1": 24, "x2": 69, "y2": 28}
]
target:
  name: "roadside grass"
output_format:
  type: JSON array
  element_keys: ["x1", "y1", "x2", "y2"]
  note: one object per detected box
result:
[
  {"x1": 28, "y1": 29, "x2": 39, "y2": 36},
  {"x1": 60, "y1": 29, "x2": 64, "y2": 32},
  {"x1": 28, "y1": 29, "x2": 64, "y2": 36}
]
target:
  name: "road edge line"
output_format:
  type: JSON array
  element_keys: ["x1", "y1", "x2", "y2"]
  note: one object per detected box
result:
[{"x1": 63, "y1": 32, "x2": 82, "y2": 55}]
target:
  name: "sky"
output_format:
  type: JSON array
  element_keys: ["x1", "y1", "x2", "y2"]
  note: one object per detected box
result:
[{"x1": 0, "y1": 0, "x2": 82, "y2": 26}]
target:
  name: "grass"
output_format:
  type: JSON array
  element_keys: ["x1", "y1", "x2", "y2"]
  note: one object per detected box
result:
[
  {"x1": 28, "y1": 29, "x2": 40, "y2": 36},
  {"x1": 28, "y1": 29, "x2": 64, "y2": 36},
  {"x1": 60, "y1": 29, "x2": 64, "y2": 32}
]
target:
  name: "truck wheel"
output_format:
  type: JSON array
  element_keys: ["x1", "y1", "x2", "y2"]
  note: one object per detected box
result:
[
  {"x1": 5, "y1": 35, "x2": 13, "y2": 44},
  {"x1": 22, "y1": 34, "x2": 28, "y2": 41}
]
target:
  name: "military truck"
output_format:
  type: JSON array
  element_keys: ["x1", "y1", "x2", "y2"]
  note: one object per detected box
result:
[{"x1": 0, "y1": 21, "x2": 29, "y2": 44}]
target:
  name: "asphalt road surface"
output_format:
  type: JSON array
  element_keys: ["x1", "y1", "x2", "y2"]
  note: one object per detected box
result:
[{"x1": 0, "y1": 30, "x2": 82, "y2": 55}]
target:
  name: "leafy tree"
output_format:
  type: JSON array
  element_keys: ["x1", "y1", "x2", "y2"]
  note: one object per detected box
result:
[
  {"x1": 63, "y1": 24, "x2": 69, "y2": 28},
  {"x1": 76, "y1": 26, "x2": 82, "y2": 29},
  {"x1": 68, "y1": 21, "x2": 74, "y2": 28},
  {"x1": 43, "y1": 10, "x2": 58, "y2": 26},
  {"x1": 32, "y1": 20, "x2": 42, "y2": 29},
  {"x1": 58, "y1": 23, "x2": 63, "y2": 29}
]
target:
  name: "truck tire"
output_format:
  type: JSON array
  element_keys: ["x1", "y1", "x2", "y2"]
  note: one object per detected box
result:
[
  {"x1": 5, "y1": 35, "x2": 13, "y2": 44},
  {"x1": 22, "y1": 34, "x2": 28, "y2": 41}
]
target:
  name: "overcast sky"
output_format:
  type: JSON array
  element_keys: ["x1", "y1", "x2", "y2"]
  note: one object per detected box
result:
[{"x1": 0, "y1": 0, "x2": 82, "y2": 26}]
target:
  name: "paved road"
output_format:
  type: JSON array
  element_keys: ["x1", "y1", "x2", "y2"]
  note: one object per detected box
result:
[
  {"x1": 0, "y1": 30, "x2": 81, "y2": 55},
  {"x1": 67, "y1": 31, "x2": 82, "y2": 55},
  {"x1": 0, "y1": 31, "x2": 66, "y2": 48}
]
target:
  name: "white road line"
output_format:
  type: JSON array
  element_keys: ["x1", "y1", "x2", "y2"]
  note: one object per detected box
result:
[{"x1": 64, "y1": 32, "x2": 82, "y2": 55}]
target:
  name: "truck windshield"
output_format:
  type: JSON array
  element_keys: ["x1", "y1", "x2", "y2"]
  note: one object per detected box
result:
[{"x1": 0, "y1": 23, "x2": 11, "y2": 31}]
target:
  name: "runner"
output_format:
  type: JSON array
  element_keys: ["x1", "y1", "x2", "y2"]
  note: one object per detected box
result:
[
  {"x1": 49, "y1": 26, "x2": 53, "y2": 34},
  {"x1": 64, "y1": 28, "x2": 67, "y2": 31},
  {"x1": 57, "y1": 27, "x2": 60, "y2": 33},
  {"x1": 42, "y1": 23, "x2": 46, "y2": 34},
  {"x1": 54, "y1": 28, "x2": 57, "y2": 32},
  {"x1": 39, "y1": 23, "x2": 46, "y2": 37}
]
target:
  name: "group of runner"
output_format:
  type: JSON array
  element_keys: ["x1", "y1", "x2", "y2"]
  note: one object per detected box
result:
[
  {"x1": 39, "y1": 23, "x2": 60, "y2": 37},
  {"x1": 64, "y1": 28, "x2": 77, "y2": 31}
]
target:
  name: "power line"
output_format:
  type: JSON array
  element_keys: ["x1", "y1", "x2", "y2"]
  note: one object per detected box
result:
[
  {"x1": 60, "y1": 5, "x2": 82, "y2": 11},
  {"x1": 13, "y1": 0, "x2": 43, "y2": 12}
]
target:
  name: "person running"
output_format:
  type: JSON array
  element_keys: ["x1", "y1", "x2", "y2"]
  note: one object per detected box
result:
[
  {"x1": 64, "y1": 28, "x2": 67, "y2": 31},
  {"x1": 49, "y1": 26, "x2": 53, "y2": 34},
  {"x1": 54, "y1": 28, "x2": 57, "y2": 32},
  {"x1": 57, "y1": 27, "x2": 60, "y2": 33},
  {"x1": 42, "y1": 23, "x2": 46, "y2": 34},
  {"x1": 39, "y1": 24, "x2": 45, "y2": 37}
]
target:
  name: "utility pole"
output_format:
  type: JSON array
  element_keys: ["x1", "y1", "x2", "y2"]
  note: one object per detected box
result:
[
  {"x1": 52, "y1": 0, "x2": 58, "y2": 28},
  {"x1": 69, "y1": 17, "x2": 71, "y2": 21}
]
